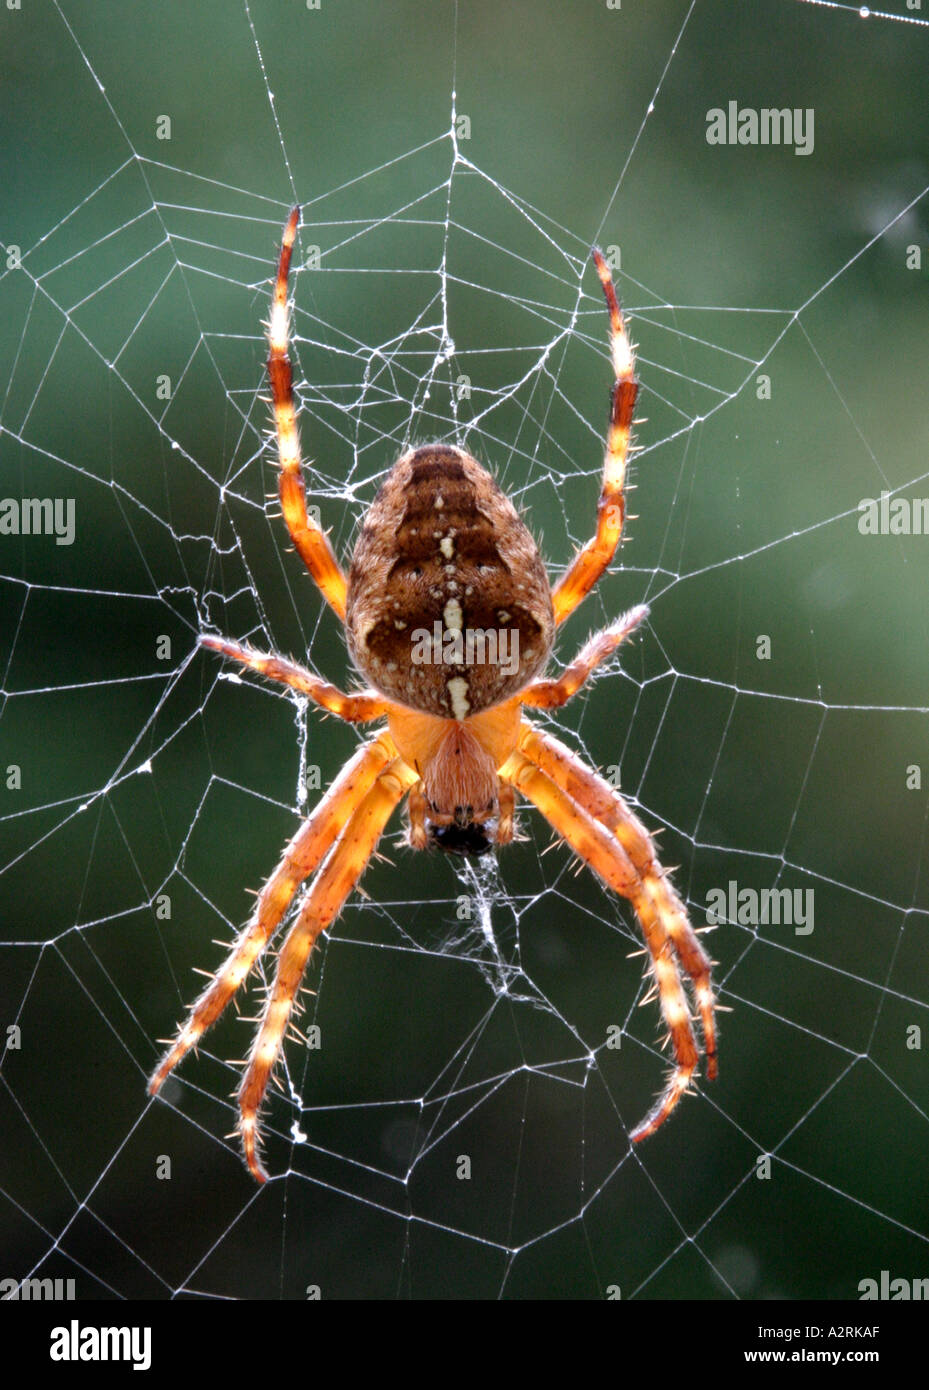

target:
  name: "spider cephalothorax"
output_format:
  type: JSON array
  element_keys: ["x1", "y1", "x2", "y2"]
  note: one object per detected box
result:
[{"x1": 149, "y1": 208, "x2": 718, "y2": 1182}]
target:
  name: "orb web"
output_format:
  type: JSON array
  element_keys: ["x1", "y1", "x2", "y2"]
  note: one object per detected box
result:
[{"x1": 1, "y1": 0, "x2": 928, "y2": 1301}]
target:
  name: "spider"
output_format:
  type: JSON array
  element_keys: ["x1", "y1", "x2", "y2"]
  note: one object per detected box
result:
[{"x1": 149, "y1": 208, "x2": 717, "y2": 1182}]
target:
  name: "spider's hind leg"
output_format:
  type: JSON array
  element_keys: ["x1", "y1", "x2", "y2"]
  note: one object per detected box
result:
[
  {"x1": 550, "y1": 248, "x2": 639, "y2": 626},
  {"x1": 267, "y1": 206, "x2": 348, "y2": 621}
]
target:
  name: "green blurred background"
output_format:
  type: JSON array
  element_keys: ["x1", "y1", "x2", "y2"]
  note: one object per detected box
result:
[{"x1": 1, "y1": 0, "x2": 928, "y2": 1299}]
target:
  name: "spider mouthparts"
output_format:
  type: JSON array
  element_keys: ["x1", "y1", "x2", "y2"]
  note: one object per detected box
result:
[{"x1": 430, "y1": 818, "x2": 496, "y2": 857}]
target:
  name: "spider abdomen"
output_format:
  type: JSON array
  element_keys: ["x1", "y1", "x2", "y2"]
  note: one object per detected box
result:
[{"x1": 346, "y1": 445, "x2": 554, "y2": 718}]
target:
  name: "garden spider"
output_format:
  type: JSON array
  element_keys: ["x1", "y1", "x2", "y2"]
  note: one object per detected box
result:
[{"x1": 149, "y1": 209, "x2": 718, "y2": 1182}]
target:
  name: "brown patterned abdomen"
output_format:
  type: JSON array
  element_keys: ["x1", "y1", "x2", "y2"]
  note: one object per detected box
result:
[{"x1": 346, "y1": 446, "x2": 554, "y2": 718}]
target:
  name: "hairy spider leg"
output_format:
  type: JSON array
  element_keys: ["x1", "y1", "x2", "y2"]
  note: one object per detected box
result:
[
  {"x1": 268, "y1": 206, "x2": 348, "y2": 621},
  {"x1": 237, "y1": 757, "x2": 417, "y2": 1181},
  {"x1": 148, "y1": 732, "x2": 398, "y2": 1100},
  {"x1": 521, "y1": 604, "x2": 649, "y2": 709},
  {"x1": 551, "y1": 248, "x2": 638, "y2": 626},
  {"x1": 198, "y1": 635, "x2": 388, "y2": 722},
  {"x1": 502, "y1": 741, "x2": 714, "y2": 1139},
  {"x1": 516, "y1": 720, "x2": 717, "y2": 1085}
]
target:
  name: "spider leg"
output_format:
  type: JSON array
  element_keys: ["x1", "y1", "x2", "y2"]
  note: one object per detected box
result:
[
  {"x1": 520, "y1": 604, "x2": 648, "y2": 709},
  {"x1": 238, "y1": 757, "x2": 418, "y2": 1181},
  {"x1": 516, "y1": 720, "x2": 717, "y2": 1082},
  {"x1": 148, "y1": 731, "x2": 398, "y2": 1099},
  {"x1": 268, "y1": 207, "x2": 348, "y2": 621},
  {"x1": 550, "y1": 247, "x2": 638, "y2": 627},
  {"x1": 200, "y1": 634, "x2": 388, "y2": 722},
  {"x1": 501, "y1": 740, "x2": 714, "y2": 1141}
]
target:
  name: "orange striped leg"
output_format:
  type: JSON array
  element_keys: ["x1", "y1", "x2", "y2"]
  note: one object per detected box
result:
[
  {"x1": 267, "y1": 207, "x2": 347, "y2": 621},
  {"x1": 521, "y1": 604, "x2": 648, "y2": 710},
  {"x1": 500, "y1": 746, "x2": 705, "y2": 1142},
  {"x1": 517, "y1": 720, "x2": 717, "y2": 1088},
  {"x1": 148, "y1": 732, "x2": 397, "y2": 1099},
  {"x1": 238, "y1": 758, "x2": 417, "y2": 1181},
  {"x1": 200, "y1": 634, "x2": 388, "y2": 722},
  {"x1": 551, "y1": 247, "x2": 638, "y2": 626}
]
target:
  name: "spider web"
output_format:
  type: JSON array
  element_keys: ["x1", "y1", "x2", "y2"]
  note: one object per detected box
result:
[{"x1": 2, "y1": 0, "x2": 928, "y2": 1303}]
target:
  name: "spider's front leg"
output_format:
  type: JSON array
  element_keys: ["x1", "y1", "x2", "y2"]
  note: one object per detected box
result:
[
  {"x1": 518, "y1": 720, "x2": 717, "y2": 1086},
  {"x1": 238, "y1": 757, "x2": 417, "y2": 1181},
  {"x1": 502, "y1": 731, "x2": 717, "y2": 1141},
  {"x1": 148, "y1": 732, "x2": 397, "y2": 1108}
]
